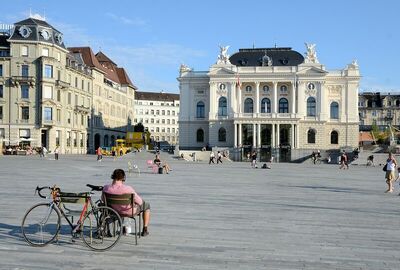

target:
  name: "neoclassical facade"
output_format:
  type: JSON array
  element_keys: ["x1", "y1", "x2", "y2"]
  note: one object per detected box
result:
[{"x1": 178, "y1": 45, "x2": 360, "y2": 161}]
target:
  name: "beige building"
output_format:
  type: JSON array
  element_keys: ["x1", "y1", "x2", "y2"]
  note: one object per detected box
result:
[
  {"x1": 0, "y1": 17, "x2": 136, "y2": 154},
  {"x1": 69, "y1": 47, "x2": 136, "y2": 152},
  {"x1": 178, "y1": 45, "x2": 360, "y2": 161},
  {"x1": 359, "y1": 92, "x2": 400, "y2": 130},
  {"x1": 134, "y1": 91, "x2": 179, "y2": 145}
]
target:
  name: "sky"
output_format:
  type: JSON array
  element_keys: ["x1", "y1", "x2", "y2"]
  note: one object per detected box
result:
[{"x1": 1, "y1": 0, "x2": 399, "y2": 93}]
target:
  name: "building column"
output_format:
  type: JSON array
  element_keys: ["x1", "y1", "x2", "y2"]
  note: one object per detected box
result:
[
  {"x1": 257, "y1": 123, "x2": 261, "y2": 148},
  {"x1": 209, "y1": 82, "x2": 216, "y2": 119},
  {"x1": 238, "y1": 123, "x2": 242, "y2": 147},
  {"x1": 291, "y1": 124, "x2": 295, "y2": 148},
  {"x1": 234, "y1": 123, "x2": 237, "y2": 148},
  {"x1": 291, "y1": 82, "x2": 296, "y2": 114},
  {"x1": 255, "y1": 81, "x2": 260, "y2": 115},
  {"x1": 272, "y1": 82, "x2": 278, "y2": 114},
  {"x1": 272, "y1": 123, "x2": 275, "y2": 147},
  {"x1": 276, "y1": 123, "x2": 280, "y2": 147},
  {"x1": 252, "y1": 124, "x2": 256, "y2": 147},
  {"x1": 297, "y1": 81, "x2": 305, "y2": 116},
  {"x1": 237, "y1": 84, "x2": 242, "y2": 114},
  {"x1": 228, "y1": 82, "x2": 235, "y2": 117},
  {"x1": 296, "y1": 124, "x2": 300, "y2": 148},
  {"x1": 319, "y1": 81, "x2": 327, "y2": 121}
]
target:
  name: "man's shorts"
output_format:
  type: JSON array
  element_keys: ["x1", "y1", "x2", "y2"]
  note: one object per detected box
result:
[
  {"x1": 140, "y1": 201, "x2": 151, "y2": 212},
  {"x1": 386, "y1": 170, "x2": 395, "y2": 181}
]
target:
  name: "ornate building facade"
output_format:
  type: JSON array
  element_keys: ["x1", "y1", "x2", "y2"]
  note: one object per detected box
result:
[
  {"x1": 178, "y1": 44, "x2": 360, "y2": 161},
  {"x1": 0, "y1": 17, "x2": 135, "y2": 154}
]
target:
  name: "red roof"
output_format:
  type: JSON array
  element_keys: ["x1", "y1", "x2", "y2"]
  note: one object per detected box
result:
[{"x1": 68, "y1": 47, "x2": 136, "y2": 89}]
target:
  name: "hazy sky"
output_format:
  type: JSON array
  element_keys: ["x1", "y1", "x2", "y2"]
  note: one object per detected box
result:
[{"x1": 2, "y1": 0, "x2": 399, "y2": 93}]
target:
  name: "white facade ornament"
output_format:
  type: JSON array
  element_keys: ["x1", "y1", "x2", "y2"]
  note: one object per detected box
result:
[
  {"x1": 19, "y1": 25, "x2": 32, "y2": 38},
  {"x1": 179, "y1": 63, "x2": 192, "y2": 75},
  {"x1": 349, "y1": 59, "x2": 359, "y2": 68},
  {"x1": 55, "y1": 33, "x2": 63, "y2": 45},
  {"x1": 216, "y1": 45, "x2": 231, "y2": 64},
  {"x1": 262, "y1": 51, "x2": 273, "y2": 66},
  {"x1": 304, "y1": 43, "x2": 319, "y2": 63}
]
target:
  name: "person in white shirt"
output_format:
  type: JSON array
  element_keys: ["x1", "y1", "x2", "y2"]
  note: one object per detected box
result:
[{"x1": 385, "y1": 152, "x2": 397, "y2": 193}]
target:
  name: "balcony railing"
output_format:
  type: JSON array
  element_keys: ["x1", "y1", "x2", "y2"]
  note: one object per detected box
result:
[
  {"x1": 11, "y1": 76, "x2": 35, "y2": 86},
  {"x1": 43, "y1": 119, "x2": 55, "y2": 126},
  {"x1": 234, "y1": 113, "x2": 297, "y2": 119}
]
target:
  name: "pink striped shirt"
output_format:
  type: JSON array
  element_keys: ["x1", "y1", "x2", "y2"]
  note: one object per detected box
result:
[{"x1": 103, "y1": 182, "x2": 143, "y2": 216}]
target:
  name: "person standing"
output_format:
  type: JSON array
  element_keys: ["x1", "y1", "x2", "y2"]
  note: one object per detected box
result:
[
  {"x1": 339, "y1": 152, "x2": 348, "y2": 169},
  {"x1": 54, "y1": 146, "x2": 59, "y2": 160},
  {"x1": 209, "y1": 151, "x2": 215, "y2": 164},
  {"x1": 97, "y1": 146, "x2": 103, "y2": 162},
  {"x1": 384, "y1": 152, "x2": 397, "y2": 193},
  {"x1": 217, "y1": 151, "x2": 223, "y2": 164},
  {"x1": 251, "y1": 151, "x2": 257, "y2": 168}
]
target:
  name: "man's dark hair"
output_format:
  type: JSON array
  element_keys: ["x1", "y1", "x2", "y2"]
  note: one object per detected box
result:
[{"x1": 111, "y1": 169, "x2": 125, "y2": 181}]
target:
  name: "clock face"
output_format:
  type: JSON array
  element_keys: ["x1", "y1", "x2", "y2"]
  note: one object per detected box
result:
[
  {"x1": 19, "y1": 26, "x2": 31, "y2": 38},
  {"x1": 41, "y1": 29, "x2": 51, "y2": 40}
]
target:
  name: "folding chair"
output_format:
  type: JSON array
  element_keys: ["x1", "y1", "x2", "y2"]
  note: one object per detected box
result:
[
  {"x1": 102, "y1": 193, "x2": 142, "y2": 245},
  {"x1": 146, "y1": 160, "x2": 158, "y2": 174},
  {"x1": 128, "y1": 161, "x2": 141, "y2": 176}
]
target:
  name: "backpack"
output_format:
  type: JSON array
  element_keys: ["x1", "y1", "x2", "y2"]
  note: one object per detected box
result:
[{"x1": 262, "y1": 163, "x2": 267, "y2": 169}]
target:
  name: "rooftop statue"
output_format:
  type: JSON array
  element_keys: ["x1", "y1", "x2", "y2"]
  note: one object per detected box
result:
[
  {"x1": 304, "y1": 43, "x2": 319, "y2": 63},
  {"x1": 216, "y1": 45, "x2": 231, "y2": 65},
  {"x1": 179, "y1": 63, "x2": 192, "y2": 75}
]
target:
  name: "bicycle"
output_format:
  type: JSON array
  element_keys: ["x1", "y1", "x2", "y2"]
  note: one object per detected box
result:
[
  {"x1": 21, "y1": 184, "x2": 123, "y2": 251},
  {"x1": 310, "y1": 156, "x2": 322, "y2": 165}
]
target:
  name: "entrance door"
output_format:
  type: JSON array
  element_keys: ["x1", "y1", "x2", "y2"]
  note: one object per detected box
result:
[
  {"x1": 94, "y1": 133, "x2": 100, "y2": 150},
  {"x1": 41, "y1": 130, "x2": 48, "y2": 148}
]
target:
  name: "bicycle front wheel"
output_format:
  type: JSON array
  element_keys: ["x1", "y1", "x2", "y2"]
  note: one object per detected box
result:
[
  {"x1": 21, "y1": 203, "x2": 61, "y2": 246},
  {"x1": 81, "y1": 206, "x2": 122, "y2": 251}
]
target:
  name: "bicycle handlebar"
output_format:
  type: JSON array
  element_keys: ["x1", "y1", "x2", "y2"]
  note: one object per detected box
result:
[
  {"x1": 86, "y1": 184, "x2": 103, "y2": 191},
  {"x1": 35, "y1": 186, "x2": 51, "y2": 198}
]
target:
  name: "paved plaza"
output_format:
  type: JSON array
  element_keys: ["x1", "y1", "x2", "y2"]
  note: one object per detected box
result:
[{"x1": 0, "y1": 152, "x2": 399, "y2": 269}]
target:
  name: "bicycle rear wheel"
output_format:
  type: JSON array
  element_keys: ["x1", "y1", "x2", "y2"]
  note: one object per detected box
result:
[
  {"x1": 81, "y1": 206, "x2": 122, "y2": 251},
  {"x1": 21, "y1": 203, "x2": 61, "y2": 246}
]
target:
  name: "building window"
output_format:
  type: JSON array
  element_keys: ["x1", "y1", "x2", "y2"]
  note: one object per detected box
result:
[
  {"x1": 279, "y1": 98, "x2": 289, "y2": 113},
  {"x1": 263, "y1": 85, "x2": 269, "y2": 92},
  {"x1": 68, "y1": 112, "x2": 72, "y2": 124},
  {"x1": 21, "y1": 46, "x2": 28, "y2": 56},
  {"x1": 0, "y1": 64, "x2": 2, "y2": 76},
  {"x1": 56, "y1": 130, "x2": 61, "y2": 146},
  {"x1": 43, "y1": 85, "x2": 53, "y2": 99},
  {"x1": 68, "y1": 92, "x2": 71, "y2": 104},
  {"x1": 56, "y1": 90, "x2": 61, "y2": 102},
  {"x1": 21, "y1": 65, "x2": 29, "y2": 77},
  {"x1": 331, "y1": 130, "x2": 338, "y2": 144},
  {"x1": 261, "y1": 98, "x2": 271, "y2": 113},
  {"x1": 218, "y1": 97, "x2": 227, "y2": 116},
  {"x1": 156, "y1": 127, "x2": 159, "y2": 132},
  {"x1": 57, "y1": 52, "x2": 61, "y2": 62},
  {"x1": 0, "y1": 85, "x2": 3, "y2": 98},
  {"x1": 0, "y1": 128, "x2": 4, "y2": 138},
  {"x1": 307, "y1": 97, "x2": 316, "y2": 116},
  {"x1": 42, "y1": 48, "x2": 49, "y2": 57},
  {"x1": 244, "y1": 98, "x2": 253, "y2": 113},
  {"x1": 0, "y1": 106, "x2": 2, "y2": 119},
  {"x1": 196, "y1": 129, "x2": 204, "y2": 142},
  {"x1": 218, "y1": 128, "x2": 226, "y2": 142},
  {"x1": 196, "y1": 101, "x2": 205, "y2": 118},
  {"x1": 73, "y1": 132, "x2": 77, "y2": 147},
  {"x1": 307, "y1": 129, "x2": 316, "y2": 144},
  {"x1": 21, "y1": 85, "x2": 29, "y2": 99},
  {"x1": 44, "y1": 107, "x2": 52, "y2": 121},
  {"x1": 44, "y1": 65, "x2": 53, "y2": 78},
  {"x1": 245, "y1": 85, "x2": 252, "y2": 92},
  {"x1": 330, "y1": 102, "x2": 339, "y2": 119},
  {"x1": 67, "y1": 131, "x2": 71, "y2": 147},
  {"x1": 57, "y1": 109, "x2": 61, "y2": 122},
  {"x1": 162, "y1": 110, "x2": 165, "y2": 115},
  {"x1": 21, "y1": 106, "x2": 29, "y2": 120},
  {"x1": 280, "y1": 85, "x2": 288, "y2": 92}
]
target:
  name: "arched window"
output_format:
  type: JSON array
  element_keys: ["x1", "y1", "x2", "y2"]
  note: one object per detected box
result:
[
  {"x1": 330, "y1": 102, "x2": 339, "y2": 119},
  {"x1": 196, "y1": 129, "x2": 204, "y2": 142},
  {"x1": 396, "y1": 100, "x2": 400, "y2": 107},
  {"x1": 331, "y1": 130, "x2": 338, "y2": 144},
  {"x1": 218, "y1": 128, "x2": 226, "y2": 142},
  {"x1": 307, "y1": 97, "x2": 316, "y2": 116},
  {"x1": 307, "y1": 129, "x2": 316, "y2": 144},
  {"x1": 218, "y1": 97, "x2": 227, "y2": 116},
  {"x1": 244, "y1": 98, "x2": 253, "y2": 113},
  {"x1": 196, "y1": 101, "x2": 205, "y2": 118},
  {"x1": 261, "y1": 98, "x2": 271, "y2": 113},
  {"x1": 279, "y1": 98, "x2": 289, "y2": 113}
]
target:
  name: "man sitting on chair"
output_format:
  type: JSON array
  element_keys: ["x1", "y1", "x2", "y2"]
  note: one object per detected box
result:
[{"x1": 103, "y1": 169, "x2": 151, "y2": 236}]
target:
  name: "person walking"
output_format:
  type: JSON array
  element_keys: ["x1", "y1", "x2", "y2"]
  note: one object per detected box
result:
[
  {"x1": 339, "y1": 152, "x2": 348, "y2": 169},
  {"x1": 251, "y1": 151, "x2": 257, "y2": 168},
  {"x1": 54, "y1": 146, "x2": 59, "y2": 160},
  {"x1": 97, "y1": 146, "x2": 103, "y2": 162},
  {"x1": 384, "y1": 152, "x2": 397, "y2": 193},
  {"x1": 217, "y1": 151, "x2": 223, "y2": 164},
  {"x1": 209, "y1": 151, "x2": 215, "y2": 164}
]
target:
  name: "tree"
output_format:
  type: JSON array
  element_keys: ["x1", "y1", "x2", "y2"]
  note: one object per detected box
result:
[{"x1": 133, "y1": 123, "x2": 145, "y2": 132}]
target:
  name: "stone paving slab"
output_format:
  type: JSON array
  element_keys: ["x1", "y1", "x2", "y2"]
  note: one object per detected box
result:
[{"x1": 0, "y1": 152, "x2": 399, "y2": 269}]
